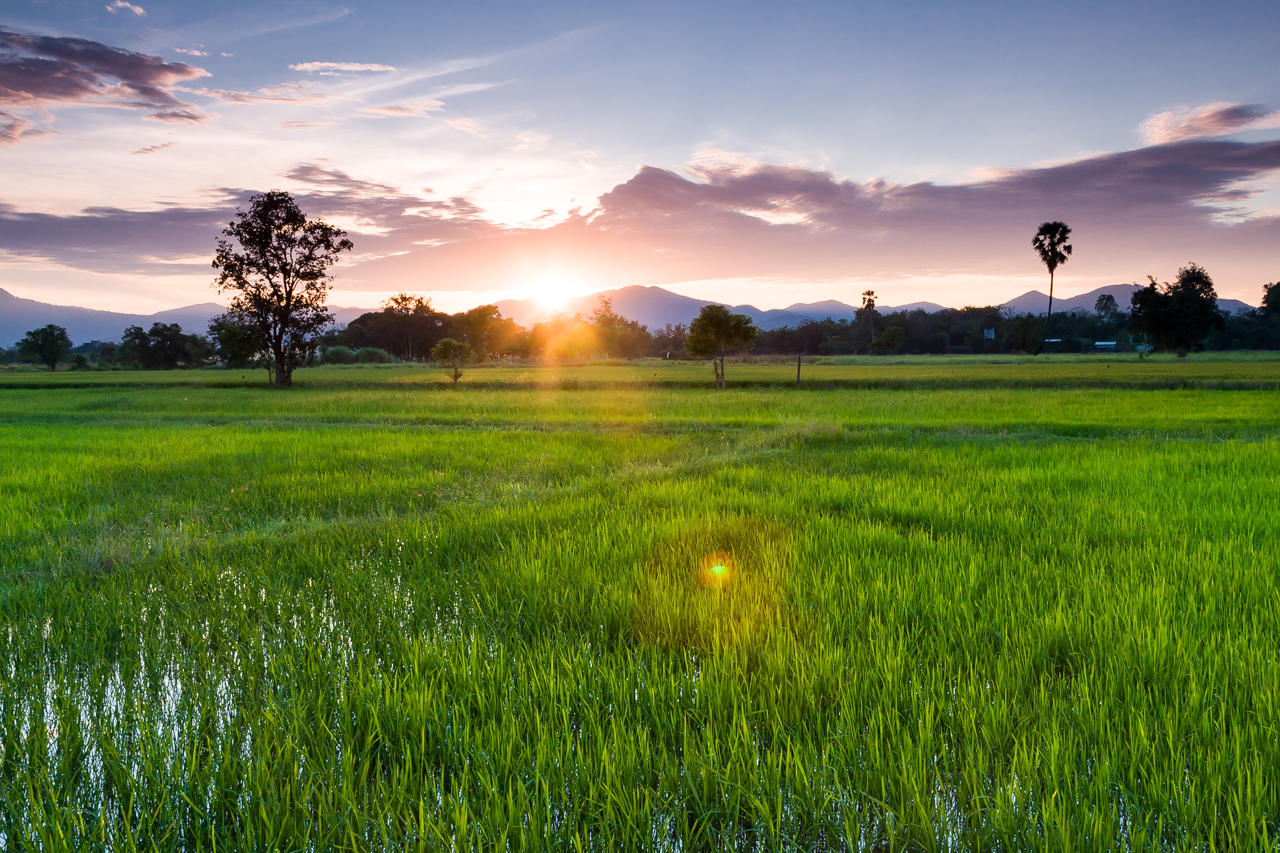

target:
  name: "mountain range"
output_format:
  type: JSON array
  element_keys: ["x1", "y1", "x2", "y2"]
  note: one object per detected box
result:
[
  {"x1": 1, "y1": 284, "x2": 1257, "y2": 347},
  {"x1": 0, "y1": 288, "x2": 371, "y2": 348}
]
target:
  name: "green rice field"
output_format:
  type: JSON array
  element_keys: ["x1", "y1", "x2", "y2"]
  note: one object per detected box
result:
[{"x1": 1, "y1": 356, "x2": 1278, "y2": 850}]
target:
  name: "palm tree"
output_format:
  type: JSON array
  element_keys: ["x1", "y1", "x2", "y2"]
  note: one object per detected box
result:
[
  {"x1": 861, "y1": 290, "x2": 877, "y2": 351},
  {"x1": 1032, "y1": 221, "x2": 1072, "y2": 354}
]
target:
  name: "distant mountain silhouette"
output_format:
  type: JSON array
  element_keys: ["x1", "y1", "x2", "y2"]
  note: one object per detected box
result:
[
  {"x1": 0, "y1": 288, "x2": 372, "y2": 347},
  {"x1": 4, "y1": 281, "x2": 1258, "y2": 348},
  {"x1": 495, "y1": 285, "x2": 948, "y2": 331},
  {"x1": 1001, "y1": 283, "x2": 1254, "y2": 316}
]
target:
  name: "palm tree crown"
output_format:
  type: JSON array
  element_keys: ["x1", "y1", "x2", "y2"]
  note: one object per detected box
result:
[{"x1": 1033, "y1": 221, "x2": 1072, "y2": 273}]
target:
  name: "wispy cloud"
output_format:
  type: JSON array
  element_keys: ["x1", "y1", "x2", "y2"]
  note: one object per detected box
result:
[
  {"x1": 365, "y1": 99, "x2": 443, "y2": 117},
  {"x1": 131, "y1": 141, "x2": 174, "y2": 154},
  {"x1": 1140, "y1": 102, "x2": 1280, "y2": 144},
  {"x1": 0, "y1": 27, "x2": 209, "y2": 133},
  {"x1": 444, "y1": 117, "x2": 484, "y2": 136},
  {"x1": 105, "y1": 1, "x2": 146, "y2": 16},
  {"x1": 0, "y1": 110, "x2": 34, "y2": 145},
  {"x1": 289, "y1": 61, "x2": 395, "y2": 73},
  {"x1": 173, "y1": 48, "x2": 208, "y2": 56},
  {"x1": 193, "y1": 86, "x2": 326, "y2": 105}
]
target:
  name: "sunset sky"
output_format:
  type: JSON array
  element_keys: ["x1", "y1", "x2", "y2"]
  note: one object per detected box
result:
[{"x1": 2, "y1": 0, "x2": 1279, "y2": 315}]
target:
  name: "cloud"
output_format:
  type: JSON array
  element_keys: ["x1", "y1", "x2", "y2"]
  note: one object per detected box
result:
[
  {"x1": 365, "y1": 99, "x2": 443, "y2": 117},
  {"x1": 173, "y1": 48, "x2": 209, "y2": 56},
  {"x1": 0, "y1": 110, "x2": 35, "y2": 145},
  {"x1": 4, "y1": 140, "x2": 1280, "y2": 298},
  {"x1": 146, "y1": 108, "x2": 204, "y2": 123},
  {"x1": 193, "y1": 86, "x2": 325, "y2": 104},
  {"x1": 289, "y1": 61, "x2": 395, "y2": 73},
  {"x1": 1140, "y1": 102, "x2": 1280, "y2": 144},
  {"x1": 444, "y1": 117, "x2": 483, "y2": 136},
  {"x1": 105, "y1": 1, "x2": 146, "y2": 15},
  {"x1": 0, "y1": 27, "x2": 209, "y2": 132},
  {"x1": 131, "y1": 141, "x2": 174, "y2": 154}
]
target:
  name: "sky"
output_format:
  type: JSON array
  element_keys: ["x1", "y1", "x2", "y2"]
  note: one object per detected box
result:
[{"x1": 2, "y1": 0, "x2": 1280, "y2": 316}]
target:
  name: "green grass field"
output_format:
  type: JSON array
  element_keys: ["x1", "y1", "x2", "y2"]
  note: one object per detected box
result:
[{"x1": 2, "y1": 358, "x2": 1278, "y2": 850}]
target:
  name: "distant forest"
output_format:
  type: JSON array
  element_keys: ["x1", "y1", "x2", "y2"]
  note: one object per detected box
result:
[{"x1": 5, "y1": 278, "x2": 1279, "y2": 370}]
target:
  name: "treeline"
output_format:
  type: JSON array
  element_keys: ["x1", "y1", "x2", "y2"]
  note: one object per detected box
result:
[
  {"x1": 318, "y1": 295, "x2": 686, "y2": 361},
  {"x1": 6, "y1": 270, "x2": 1280, "y2": 371},
  {"x1": 761, "y1": 269, "x2": 1280, "y2": 356}
]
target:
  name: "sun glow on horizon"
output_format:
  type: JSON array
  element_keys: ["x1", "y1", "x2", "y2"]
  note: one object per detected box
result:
[{"x1": 520, "y1": 272, "x2": 593, "y2": 313}]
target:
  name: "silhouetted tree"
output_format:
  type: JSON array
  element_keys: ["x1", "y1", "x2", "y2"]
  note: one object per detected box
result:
[
  {"x1": 17, "y1": 324, "x2": 72, "y2": 371},
  {"x1": 1129, "y1": 263, "x2": 1225, "y2": 352},
  {"x1": 651, "y1": 323, "x2": 688, "y2": 358},
  {"x1": 686, "y1": 304, "x2": 757, "y2": 388},
  {"x1": 119, "y1": 322, "x2": 209, "y2": 369},
  {"x1": 345, "y1": 294, "x2": 447, "y2": 360},
  {"x1": 1094, "y1": 293, "x2": 1119, "y2": 318},
  {"x1": 431, "y1": 337, "x2": 472, "y2": 384},
  {"x1": 1032, "y1": 221, "x2": 1072, "y2": 353},
  {"x1": 590, "y1": 296, "x2": 653, "y2": 358},
  {"x1": 212, "y1": 191, "x2": 352, "y2": 388},
  {"x1": 861, "y1": 290, "x2": 877, "y2": 348},
  {"x1": 1262, "y1": 282, "x2": 1280, "y2": 317}
]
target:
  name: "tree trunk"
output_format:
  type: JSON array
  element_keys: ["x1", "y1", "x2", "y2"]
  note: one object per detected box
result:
[
  {"x1": 273, "y1": 346, "x2": 291, "y2": 388},
  {"x1": 796, "y1": 351, "x2": 802, "y2": 384},
  {"x1": 1036, "y1": 268, "x2": 1055, "y2": 356}
]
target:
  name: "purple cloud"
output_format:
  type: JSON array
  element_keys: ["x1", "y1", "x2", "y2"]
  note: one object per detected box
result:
[
  {"x1": 3, "y1": 140, "x2": 1279, "y2": 298},
  {"x1": 0, "y1": 27, "x2": 208, "y2": 132},
  {"x1": 1140, "y1": 102, "x2": 1280, "y2": 144}
]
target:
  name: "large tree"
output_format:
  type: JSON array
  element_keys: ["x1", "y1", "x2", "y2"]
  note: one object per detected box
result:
[
  {"x1": 1129, "y1": 263, "x2": 1224, "y2": 353},
  {"x1": 1032, "y1": 221, "x2": 1072, "y2": 354},
  {"x1": 17, "y1": 324, "x2": 72, "y2": 372},
  {"x1": 686, "y1": 304, "x2": 757, "y2": 389},
  {"x1": 212, "y1": 191, "x2": 352, "y2": 388}
]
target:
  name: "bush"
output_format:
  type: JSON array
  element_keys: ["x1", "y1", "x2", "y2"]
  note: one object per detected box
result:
[
  {"x1": 355, "y1": 347, "x2": 395, "y2": 364},
  {"x1": 321, "y1": 346, "x2": 358, "y2": 365}
]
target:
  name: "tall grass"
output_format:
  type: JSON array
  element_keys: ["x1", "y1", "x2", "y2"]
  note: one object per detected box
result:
[{"x1": 0, "y1": 371, "x2": 1277, "y2": 849}]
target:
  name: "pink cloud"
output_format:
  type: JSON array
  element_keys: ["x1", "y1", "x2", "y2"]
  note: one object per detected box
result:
[
  {"x1": 444, "y1": 117, "x2": 484, "y2": 136},
  {"x1": 0, "y1": 109, "x2": 34, "y2": 145},
  {"x1": 1140, "y1": 102, "x2": 1280, "y2": 144},
  {"x1": 289, "y1": 62, "x2": 395, "y2": 73},
  {"x1": 4, "y1": 141, "x2": 1280, "y2": 301},
  {"x1": 105, "y1": 1, "x2": 146, "y2": 16}
]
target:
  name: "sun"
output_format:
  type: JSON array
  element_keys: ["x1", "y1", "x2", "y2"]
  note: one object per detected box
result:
[
  {"x1": 534, "y1": 282, "x2": 575, "y2": 310},
  {"x1": 524, "y1": 273, "x2": 582, "y2": 311}
]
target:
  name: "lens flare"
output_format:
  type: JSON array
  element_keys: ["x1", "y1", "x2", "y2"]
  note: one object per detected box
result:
[{"x1": 697, "y1": 551, "x2": 736, "y2": 589}]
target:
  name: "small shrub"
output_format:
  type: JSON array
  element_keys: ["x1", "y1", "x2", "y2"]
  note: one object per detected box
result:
[
  {"x1": 355, "y1": 347, "x2": 394, "y2": 364},
  {"x1": 321, "y1": 346, "x2": 357, "y2": 365}
]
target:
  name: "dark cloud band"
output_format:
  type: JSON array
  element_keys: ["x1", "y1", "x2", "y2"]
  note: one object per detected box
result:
[
  {"x1": 2, "y1": 140, "x2": 1278, "y2": 292},
  {"x1": 0, "y1": 27, "x2": 209, "y2": 132}
]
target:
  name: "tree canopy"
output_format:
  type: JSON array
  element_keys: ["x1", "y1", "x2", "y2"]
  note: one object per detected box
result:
[
  {"x1": 686, "y1": 304, "x2": 757, "y2": 388},
  {"x1": 212, "y1": 190, "x2": 352, "y2": 388},
  {"x1": 1129, "y1": 263, "x2": 1225, "y2": 353},
  {"x1": 17, "y1": 324, "x2": 72, "y2": 372},
  {"x1": 431, "y1": 337, "x2": 472, "y2": 384}
]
